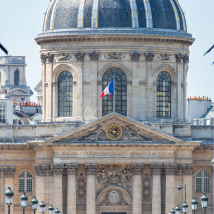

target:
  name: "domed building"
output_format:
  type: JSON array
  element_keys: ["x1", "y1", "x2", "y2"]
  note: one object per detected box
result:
[{"x1": 0, "y1": 1, "x2": 213, "y2": 214}]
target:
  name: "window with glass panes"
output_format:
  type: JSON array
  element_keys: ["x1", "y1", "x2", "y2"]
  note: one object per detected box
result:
[
  {"x1": 102, "y1": 68, "x2": 127, "y2": 116},
  {"x1": 0, "y1": 103, "x2": 6, "y2": 123},
  {"x1": 156, "y1": 71, "x2": 171, "y2": 117},
  {"x1": 58, "y1": 71, "x2": 73, "y2": 117},
  {"x1": 196, "y1": 170, "x2": 210, "y2": 192},
  {"x1": 19, "y1": 171, "x2": 33, "y2": 192}
]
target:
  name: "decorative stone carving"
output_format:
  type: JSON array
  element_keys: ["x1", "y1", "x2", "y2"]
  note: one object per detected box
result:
[
  {"x1": 106, "y1": 52, "x2": 123, "y2": 59},
  {"x1": 78, "y1": 125, "x2": 106, "y2": 141},
  {"x1": 65, "y1": 164, "x2": 78, "y2": 175},
  {"x1": 98, "y1": 189, "x2": 129, "y2": 206},
  {"x1": 77, "y1": 172, "x2": 86, "y2": 204},
  {"x1": 150, "y1": 164, "x2": 163, "y2": 175},
  {"x1": 74, "y1": 51, "x2": 85, "y2": 61},
  {"x1": 164, "y1": 164, "x2": 176, "y2": 175},
  {"x1": 2, "y1": 166, "x2": 16, "y2": 178},
  {"x1": 34, "y1": 165, "x2": 53, "y2": 176},
  {"x1": 131, "y1": 164, "x2": 144, "y2": 175},
  {"x1": 47, "y1": 53, "x2": 54, "y2": 63},
  {"x1": 176, "y1": 53, "x2": 183, "y2": 63},
  {"x1": 143, "y1": 173, "x2": 151, "y2": 202},
  {"x1": 159, "y1": 54, "x2": 171, "y2": 61},
  {"x1": 181, "y1": 164, "x2": 194, "y2": 175},
  {"x1": 130, "y1": 51, "x2": 141, "y2": 60},
  {"x1": 52, "y1": 164, "x2": 65, "y2": 175},
  {"x1": 96, "y1": 165, "x2": 132, "y2": 196},
  {"x1": 89, "y1": 50, "x2": 100, "y2": 60},
  {"x1": 144, "y1": 52, "x2": 155, "y2": 61},
  {"x1": 40, "y1": 53, "x2": 47, "y2": 64},
  {"x1": 85, "y1": 164, "x2": 97, "y2": 175},
  {"x1": 122, "y1": 126, "x2": 151, "y2": 141},
  {"x1": 57, "y1": 54, "x2": 71, "y2": 61},
  {"x1": 183, "y1": 54, "x2": 189, "y2": 63}
]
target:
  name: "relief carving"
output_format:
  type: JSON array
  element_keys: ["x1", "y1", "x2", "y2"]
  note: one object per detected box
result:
[
  {"x1": 2, "y1": 166, "x2": 16, "y2": 178},
  {"x1": 144, "y1": 52, "x2": 155, "y2": 61},
  {"x1": 164, "y1": 164, "x2": 176, "y2": 175},
  {"x1": 77, "y1": 172, "x2": 86, "y2": 204},
  {"x1": 176, "y1": 53, "x2": 183, "y2": 63},
  {"x1": 40, "y1": 53, "x2": 47, "y2": 64},
  {"x1": 130, "y1": 51, "x2": 141, "y2": 61},
  {"x1": 106, "y1": 52, "x2": 123, "y2": 59},
  {"x1": 74, "y1": 51, "x2": 85, "y2": 61},
  {"x1": 57, "y1": 54, "x2": 71, "y2": 61},
  {"x1": 52, "y1": 164, "x2": 65, "y2": 175},
  {"x1": 96, "y1": 165, "x2": 132, "y2": 196},
  {"x1": 65, "y1": 164, "x2": 78, "y2": 175},
  {"x1": 159, "y1": 54, "x2": 171, "y2": 61},
  {"x1": 143, "y1": 173, "x2": 151, "y2": 202},
  {"x1": 150, "y1": 164, "x2": 163, "y2": 175},
  {"x1": 47, "y1": 53, "x2": 54, "y2": 63},
  {"x1": 89, "y1": 50, "x2": 100, "y2": 60},
  {"x1": 98, "y1": 189, "x2": 129, "y2": 206}
]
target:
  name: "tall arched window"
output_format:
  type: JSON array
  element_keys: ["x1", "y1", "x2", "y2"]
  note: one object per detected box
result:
[
  {"x1": 102, "y1": 68, "x2": 127, "y2": 116},
  {"x1": 58, "y1": 71, "x2": 73, "y2": 117},
  {"x1": 196, "y1": 170, "x2": 210, "y2": 192},
  {"x1": 19, "y1": 171, "x2": 33, "y2": 192},
  {"x1": 14, "y1": 69, "x2": 19, "y2": 86},
  {"x1": 156, "y1": 71, "x2": 171, "y2": 117}
]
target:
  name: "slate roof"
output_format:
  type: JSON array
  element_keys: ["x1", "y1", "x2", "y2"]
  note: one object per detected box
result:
[
  {"x1": 201, "y1": 105, "x2": 214, "y2": 119},
  {"x1": 43, "y1": 0, "x2": 188, "y2": 34}
]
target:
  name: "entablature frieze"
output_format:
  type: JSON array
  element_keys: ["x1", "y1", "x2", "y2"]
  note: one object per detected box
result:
[{"x1": 0, "y1": 166, "x2": 16, "y2": 178}]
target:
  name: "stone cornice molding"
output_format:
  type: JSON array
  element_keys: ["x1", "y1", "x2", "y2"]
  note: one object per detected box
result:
[
  {"x1": 85, "y1": 164, "x2": 97, "y2": 175},
  {"x1": 150, "y1": 164, "x2": 163, "y2": 175},
  {"x1": 131, "y1": 164, "x2": 144, "y2": 175},
  {"x1": 65, "y1": 164, "x2": 78, "y2": 175},
  {"x1": 0, "y1": 166, "x2": 16, "y2": 178},
  {"x1": 164, "y1": 164, "x2": 176, "y2": 175},
  {"x1": 52, "y1": 164, "x2": 65, "y2": 175}
]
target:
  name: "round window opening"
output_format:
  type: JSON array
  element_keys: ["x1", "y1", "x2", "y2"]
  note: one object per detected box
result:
[{"x1": 109, "y1": 191, "x2": 119, "y2": 204}]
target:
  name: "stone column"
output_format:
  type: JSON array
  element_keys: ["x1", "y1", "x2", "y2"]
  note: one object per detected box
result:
[
  {"x1": 41, "y1": 54, "x2": 47, "y2": 122},
  {"x1": 182, "y1": 164, "x2": 194, "y2": 213},
  {"x1": 85, "y1": 164, "x2": 97, "y2": 214},
  {"x1": 131, "y1": 164, "x2": 144, "y2": 214},
  {"x1": 52, "y1": 164, "x2": 64, "y2": 212},
  {"x1": 4, "y1": 167, "x2": 16, "y2": 214},
  {"x1": 45, "y1": 166, "x2": 54, "y2": 206},
  {"x1": 66, "y1": 164, "x2": 78, "y2": 214},
  {"x1": 183, "y1": 54, "x2": 189, "y2": 120},
  {"x1": 164, "y1": 164, "x2": 176, "y2": 214},
  {"x1": 151, "y1": 164, "x2": 162, "y2": 214}
]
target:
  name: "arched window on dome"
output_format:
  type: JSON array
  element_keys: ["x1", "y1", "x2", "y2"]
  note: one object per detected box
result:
[
  {"x1": 14, "y1": 69, "x2": 19, "y2": 86},
  {"x1": 102, "y1": 68, "x2": 127, "y2": 116},
  {"x1": 58, "y1": 71, "x2": 73, "y2": 117},
  {"x1": 156, "y1": 71, "x2": 171, "y2": 117},
  {"x1": 196, "y1": 170, "x2": 210, "y2": 192},
  {"x1": 19, "y1": 171, "x2": 33, "y2": 192}
]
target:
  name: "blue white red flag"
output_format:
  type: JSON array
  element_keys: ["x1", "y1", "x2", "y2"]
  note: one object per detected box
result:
[{"x1": 99, "y1": 79, "x2": 114, "y2": 98}]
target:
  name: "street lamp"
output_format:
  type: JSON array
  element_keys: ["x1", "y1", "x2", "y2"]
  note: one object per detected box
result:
[
  {"x1": 201, "y1": 194, "x2": 209, "y2": 214},
  {"x1": 31, "y1": 197, "x2": 39, "y2": 214},
  {"x1": 170, "y1": 208, "x2": 175, "y2": 214},
  {"x1": 4, "y1": 187, "x2": 14, "y2": 214},
  {"x1": 182, "y1": 201, "x2": 188, "y2": 214},
  {"x1": 191, "y1": 198, "x2": 198, "y2": 214},
  {"x1": 20, "y1": 193, "x2": 28, "y2": 214},
  {"x1": 177, "y1": 184, "x2": 187, "y2": 202},
  {"x1": 48, "y1": 205, "x2": 54, "y2": 214},
  {"x1": 55, "y1": 208, "x2": 60, "y2": 213},
  {"x1": 175, "y1": 205, "x2": 181, "y2": 214},
  {"x1": 39, "y1": 201, "x2": 46, "y2": 214}
]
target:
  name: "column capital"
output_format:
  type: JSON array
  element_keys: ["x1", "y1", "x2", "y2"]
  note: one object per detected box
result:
[
  {"x1": 85, "y1": 164, "x2": 97, "y2": 175},
  {"x1": 150, "y1": 164, "x2": 163, "y2": 175},
  {"x1": 1, "y1": 166, "x2": 16, "y2": 178},
  {"x1": 131, "y1": 164, "x2": 144, "y2": 175},
  {"x1": 52, "y1": 164, "x2": 65, "y2": 175},
  {"x1": 34, "y1": 164, "x2": 53, "y2": 176},
  {"x1": 144, "y1": 51, "x2": 155, "y2": 61},
  {"x1": 65, "y1": 164, "x2": 78, "y2": 175},
  {"x1": 164, "y1": 164, "x2": 176, "y2": 175},
  {"x1": 181, "y1": 164, "x2": 194, "y2": 176},
  {"x1": 40, "y1": 53, "x2": 47, "y2": 64}
]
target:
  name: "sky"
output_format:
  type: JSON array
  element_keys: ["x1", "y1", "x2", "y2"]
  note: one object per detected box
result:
[{"x1": 0, "y1": 0, "x2": 214, "y2": 102}]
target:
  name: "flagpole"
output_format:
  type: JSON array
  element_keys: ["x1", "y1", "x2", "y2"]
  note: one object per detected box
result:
[{"x1": 113, "y1": 76, "x2": 115, "y2": 112}]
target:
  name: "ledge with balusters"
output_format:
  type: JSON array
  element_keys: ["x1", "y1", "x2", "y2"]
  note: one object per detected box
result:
[{"x1": 5, "y1": 187, "x2": 62, "y2": 214}]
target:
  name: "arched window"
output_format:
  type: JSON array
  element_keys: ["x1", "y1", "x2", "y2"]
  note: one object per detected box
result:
[
  {"x1": 58, "y1": 71, "x2": 73, "y2": 117},
  {"x1": 196, "y1": 170, "x2": 210, "y2": 192},
  {"x1": 156, "y1": 71, "x2": 171, "y2": 117},
  {"x1": 102, "y1": 68, "x2": 127, "y2": 116},
  {"x1": 14, "y1": 69, "x2": 19, "y2": 86},
  {"x1": 19, "y1": 171, "x2": 33, "y2": 192}
]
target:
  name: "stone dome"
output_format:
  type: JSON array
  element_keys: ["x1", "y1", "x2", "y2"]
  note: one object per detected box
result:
[{"x1": 42, "y1": 0, "x2": 188, "y2": 36}]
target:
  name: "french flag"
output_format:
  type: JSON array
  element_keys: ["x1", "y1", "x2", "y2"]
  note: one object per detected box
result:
[{"x1": 99, "y1": 79, "x2": 114, "y2": 98}]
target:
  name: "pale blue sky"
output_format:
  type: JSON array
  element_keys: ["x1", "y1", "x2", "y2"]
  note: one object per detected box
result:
[{"x1": 0, "y1": 0, "x2": 213, "y2": 102}]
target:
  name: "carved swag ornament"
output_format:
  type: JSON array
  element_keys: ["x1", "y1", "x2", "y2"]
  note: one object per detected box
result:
[
  {"x1": 77, "y1": 172, "x2": 86, "y2": 204},
  {"x1": 57, "y1": 54, "x2": 71, "y2": 61},
  {"x1": 96, "y1": 165, "x2": 132, "y2": 196},
  {"x1": 106, "y1": 52, "x2": 123, "y2": 59}
]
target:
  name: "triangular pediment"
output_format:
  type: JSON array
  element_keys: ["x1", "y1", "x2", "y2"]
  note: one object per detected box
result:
[{"x1": 45, "y1": 113, "x2": 184, "y2": 145}]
